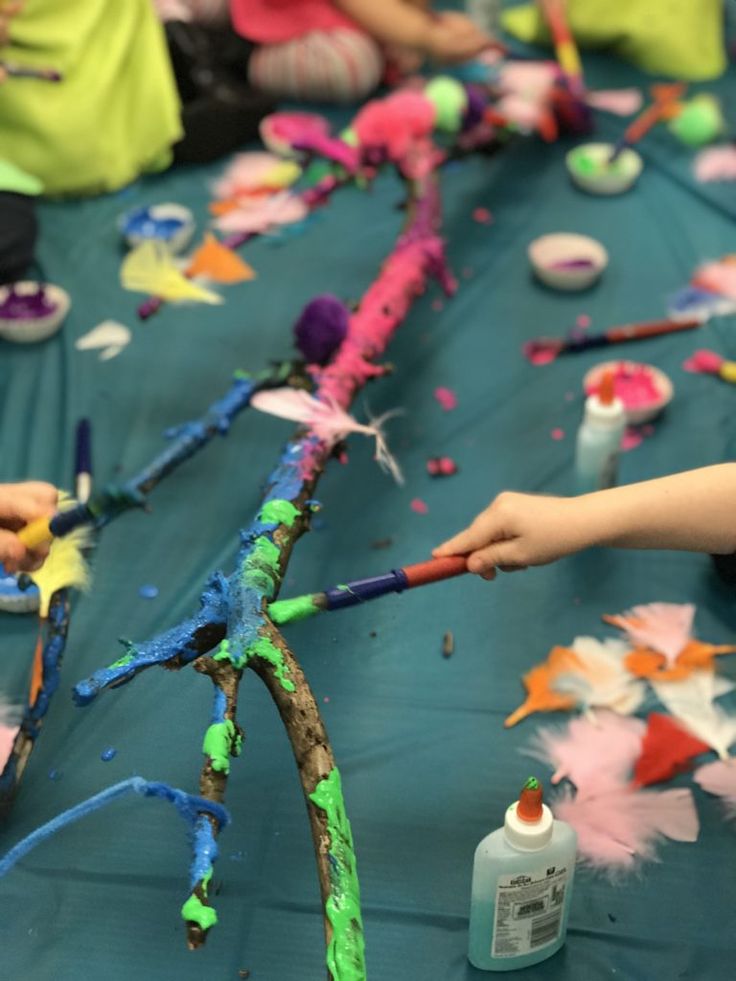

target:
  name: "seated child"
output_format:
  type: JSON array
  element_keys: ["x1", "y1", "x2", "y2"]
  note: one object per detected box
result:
[
  {"x1": 434, "y1": 465, "x2": 736, "y2": 577},
  {"x1": 231, "y1": 0, "x2": 491, "y2": 103}
]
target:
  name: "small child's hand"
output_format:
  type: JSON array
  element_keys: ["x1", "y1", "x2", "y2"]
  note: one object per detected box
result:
[
  {"x1": 0, "y1": 481, "x2": 58, "y2": 573},
  {"x1": 433, "y1": 492, "x2": 587, "y2": 579},
  {"x1": 424, "y1": 11, "x2": 491, "y2": 64}
]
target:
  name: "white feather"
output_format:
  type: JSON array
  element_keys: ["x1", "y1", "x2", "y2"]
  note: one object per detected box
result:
[{"x1": 651, "y1": 671, "x2": 736, "y2": 760}]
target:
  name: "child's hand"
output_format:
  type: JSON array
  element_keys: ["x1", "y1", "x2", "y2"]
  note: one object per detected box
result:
[
  {"x1": 0, "y1": 481, "x2": 58, "y2": 573},
  {"x1": 424, "y1": 11, "x2": 491, "y2": 63},
  {"x1": 433, "y1": 492, "x2": 589, "y2": 579}
]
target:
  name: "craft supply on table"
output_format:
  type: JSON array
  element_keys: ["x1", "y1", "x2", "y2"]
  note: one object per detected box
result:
[
  {"x1": 607, "y1": 83, "x2": 686, "y2": 163},
  {"x1": 0, "y1": 282, "x2": 70, "y2": 344},
  {"x1": 583, "y1": 361, "x2": 673, "y2": 425},
  {"x1": 468, "y1": 777, "x2": 577, "y2": 972},
  {"x1": 0, "y1": 565, "x2": 40, "y2": 614},
  {"x1": 528, "y1": 233, "x2": 607, "y2": 291},
  {"x1": 683, "y1": 350, "x2": 736, "y2": 383},
  {"x1": 523, "y1": 315, "x2": 702, "y2": 365},
  {"x1": 118, "y1": 203, "x2": 195, "y2": 254},
  {"x1": 268, "y1": 555, "x2": 468, "y2": 625},
  {"x1": 575, "y1": 369, "x2": 626, "y2": 494},
  {"x1": 74, "y1": 419, "x2": 93, "y2": 505},
  {"x1": 566, "y1": 143, "x2": 642, "y2": 195}
]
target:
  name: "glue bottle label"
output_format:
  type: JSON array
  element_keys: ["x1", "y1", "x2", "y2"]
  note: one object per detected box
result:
[{"x1": 491, "y1": 866, "x2": 569, "y2": 958}]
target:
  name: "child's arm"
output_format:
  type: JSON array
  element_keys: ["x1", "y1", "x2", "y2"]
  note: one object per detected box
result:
[
  {"x1": 0, "y1": 481, "x2": 57, "y2": 573},
  {"x1": 433, "y1": 465, "x2": 736, "y2": 579},
  {"x1": 335, "y1": 0, "x2": 490, "y2": 61}
]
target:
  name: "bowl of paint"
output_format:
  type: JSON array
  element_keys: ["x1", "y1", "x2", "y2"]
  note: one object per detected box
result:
[
  {"x1": 0, "y1": 282, "x2": 70, "y2": 344},
  {"x1": 119, "y1": 202, "x2": 195, "y2": 253},
  {"x1": 566, "y1": 143, "x2": 643, "y2": 196},
  {"x1": 528, "y1": 233, "x2": 608, "y2": 291},
  {"x1": 583, "y1": 360, "x2": 673, "y2": 424}
]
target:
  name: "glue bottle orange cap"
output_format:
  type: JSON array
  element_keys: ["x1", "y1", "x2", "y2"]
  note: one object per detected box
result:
[{"x1": 517, "y1": 776, "x2": 544, "y2": 823}]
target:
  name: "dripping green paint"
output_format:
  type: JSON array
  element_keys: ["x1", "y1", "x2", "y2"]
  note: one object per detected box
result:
[
  {"x1": 258, "y1": 499, "x2": 301, "y2": 528},
  {"x1": 309, "y1": 768, "x2": 365, "y2": 981},
  {"x1": 268, "y1": 593, "x2": 320, "y2": 625},
  {"x1": 181, "y1": 869, "x2": 217, "y2": 930},
  {"x1": 202, "y1": 719, "x2": 239, "y2": 774}
]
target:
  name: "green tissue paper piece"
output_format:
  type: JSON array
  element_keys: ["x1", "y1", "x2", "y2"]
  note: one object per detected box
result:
[
  {"x1": 202, "y1": 719, "x2": 236, "y2": 773},
  {"x1": 268, "y1": 593, "x2": 319, "y2": 625},
  {"x1": 181, "y1": 869, "x2": 217, "y2": 930},
  {"x1": 259, "y1": 499, "x2": 301, "y2": 528},
  {"x1": 310, "y1": 768, "x2": 365, "y2": 981},
  {"x1": 0, "y1": 160, "x2": 43, "y2": 196}
]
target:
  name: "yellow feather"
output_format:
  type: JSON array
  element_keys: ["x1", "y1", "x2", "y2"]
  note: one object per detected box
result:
[
  {"x1": 29, "y1": 494, "x2": 93, "y2": 617},
  {"x1": 121, "y1": 240, "x2": 223, "y2": 305}
]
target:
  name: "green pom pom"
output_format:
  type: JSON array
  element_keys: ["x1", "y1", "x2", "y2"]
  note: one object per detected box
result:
[
  {"x1": 340, "y1": 127, "x2": 359, "y2": 147},
  {"x1": 424, "y1": 76, "x2": 468, "y2": 133},
  {"x1": 669, "y1": 95, "x2": 724, "y2": 148}
]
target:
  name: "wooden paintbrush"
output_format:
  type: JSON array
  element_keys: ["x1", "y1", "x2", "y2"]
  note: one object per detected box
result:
[{"x1": 523, "y1": 316, "x2": 703, "y2": 365}]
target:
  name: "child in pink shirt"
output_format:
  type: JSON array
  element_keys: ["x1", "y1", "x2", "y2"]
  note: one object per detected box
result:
[{"x1": 233, "y1": 0, "x2": 490, "y2": 102}]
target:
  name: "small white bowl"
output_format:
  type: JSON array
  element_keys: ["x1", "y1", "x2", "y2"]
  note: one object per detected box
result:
[
  {"x1": 0, "y1": 282, "x2": 70, "y2": 344},
  {"x1": 566, "y1": 143, "x2": 643, "y2": 196},
  {"x1": 583, "y1": 360, "x2": 673, "y2": 425},
  {"x1": 118, "y1": 202, "x2": 195, "y2": 254},
  {"x1": 529, "y1": 233, "x2": 608, "y2": 291}
]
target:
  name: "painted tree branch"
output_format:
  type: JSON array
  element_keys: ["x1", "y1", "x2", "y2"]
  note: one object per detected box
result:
[{"x1": 71, "y1": 169, "x2": 451, "y2": 976}]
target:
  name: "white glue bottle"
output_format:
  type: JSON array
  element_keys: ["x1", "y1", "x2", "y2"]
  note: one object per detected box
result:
[
  {"x1": 574, "y1": 369, "x2": 626, "y2": 494},
  {"x1": 468, "y1": 777, "x2": 577, "y2": 972}
]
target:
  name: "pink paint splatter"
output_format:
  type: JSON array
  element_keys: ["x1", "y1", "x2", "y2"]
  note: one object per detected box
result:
[
  {"x1": 621, "y1": 427, "x2": 644, "y2": 451},
  {"x1": 431, "y1": 298, "x2": 444, "y2": 312},
  {"x1": 523, "y1": 341, "x2": 557, "y2": 365},
  {"x1": 682, "y1": 349, "x2": 723, "y2": 374},
  {"x1": 576, "y1": 314, "x2": 591, "y2": 329},
  {"x1": 472, "y1": 207, "x2": 493, "y2": 225},
  {"x1": 434, "y1": 386, "x2": 458, "y2": 410},
  {"x1": 323, "y1": 696, "x2": 330, "y2": 703},
  {"x1": 427, "y1": 456, "x2": 458, "y2": 477},
  {"x1": 550, "y1": 427, "x2": 565, "y2": 441},
  {"x1": 411, "y1": 498, "x2": 429, "y2": 514}
]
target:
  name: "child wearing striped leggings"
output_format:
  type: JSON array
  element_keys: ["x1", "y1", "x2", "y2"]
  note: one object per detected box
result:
[{"x1": 157, "y1": 0, "x2": 491, "y2": 103}]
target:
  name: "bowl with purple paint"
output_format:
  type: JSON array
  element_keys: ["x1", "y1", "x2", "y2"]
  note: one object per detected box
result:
[
  {"x1": 0, "y1": 281, "x2": 70, "y2": 344},
  {"x1": 528, "y1": 233, "x2": 608, "y2": 291},
  {"x1": 584, "y1": 360, "x2": 673, "y2": 424}
]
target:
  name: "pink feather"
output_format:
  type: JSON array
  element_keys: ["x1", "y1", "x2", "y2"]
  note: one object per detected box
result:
[
  {"x1": 694, "y1": 145, "x2": 736, "y2": 183},
  {"x1": 212, "y1": 193, "x2": 308, "y2": 235},
  {"x1": 552, "y1": 786, "x2": 699, "y2": 871},
  {"x1": 693, "y1": 759, "x2": 736, "y2": 819},
  {"x1": 682, "y1": 349, "x2": 725, "y2": 374},
  {"x1": 250, "y1": 388, "x2": 403, "y2": 483},
  {"x1": 585, "y1": 89, "x2": 644, "y2": 116},
  {"x1": 525, "y1": 711, "x2": 645, "y2": 797},
  {"x1": 693, "y1": 261, "x2": 736, "y2": 301},
  {"x1": 212, "y1": 152, "x2": 289, "y2": 199},
  {"x1": 605, "y1": 603, "x2": 695, "y2": 665}
]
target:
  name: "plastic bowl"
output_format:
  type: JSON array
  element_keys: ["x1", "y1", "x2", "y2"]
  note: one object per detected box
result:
[
  {"x1": 566, "y1": 143, "x2": 643, "y2": 196},
  {"x1": 529, "y1": 233, "x2": 608, "y2": 291},
  {"x1": 0, "y1": 282, "x2": 70, "y2": 344},
  {"x1": 119, "y1": 202, "x2": 195, "y2": 253},
  {"x1": 583, "y1": 360, "x2": 673, "y2": 425}
]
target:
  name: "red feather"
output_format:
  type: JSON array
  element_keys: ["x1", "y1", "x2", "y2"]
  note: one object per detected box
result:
[{"x1": 632, "y1": 713, "x2": 711, "y2": 787}]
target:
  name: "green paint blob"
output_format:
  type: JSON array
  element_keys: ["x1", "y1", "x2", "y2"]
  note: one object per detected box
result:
[
  {"x1": 181, "y1": 869, "x2": 218, "y2": 930},
  {"x1": 249, "y1": 636, "x2": 296, "y2": 692},
  {"x1": 259, "y1": 499, "x2": 301, "y2": 528},
  {"x1": 109, "y1": 652, "x2": 135, "y2": 669},
  {"x1": 669, "y1": 95, "x2": 723, "y2": 147},
  {"x1": 524, "y1": 776, "x2": 540, "y2": 791},
  {"x1": 268, "y1": 594, "x2": 320, "y2": 625},
  {"x1": 341, "y1": 127, "x2": 359, "y2": 147},
  {"x1": 425, "y1": 76, "x2": 467, "y2": 133},
  {"x1": 244, "y1": 535, "x2": 281, "y2": 598},
  {"x1": 310, "y1": 768, "x2": 365, "y2": 981},
  {"x1": 202, "y1": 719, "x2": 236, "y2": 773}
]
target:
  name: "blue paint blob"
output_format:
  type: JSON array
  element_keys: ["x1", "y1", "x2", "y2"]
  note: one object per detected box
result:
[
  {"x1": 100, "y1": 747, "x2": 117, "y2": 762},
  {"x1": 138, "y1": 584, "x2": 159, "y2": 600}
]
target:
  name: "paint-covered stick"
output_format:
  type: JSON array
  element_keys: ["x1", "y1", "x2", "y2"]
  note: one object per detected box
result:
[
  {"x1": 608, "y1": 83, "x2": 686, "y2": 164},
  {"x1": 268, "y1": 555, "x2": 468, "y2": 625}
]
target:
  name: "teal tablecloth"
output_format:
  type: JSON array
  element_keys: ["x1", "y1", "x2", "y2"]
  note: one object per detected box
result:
[{"x1": 1, "y1": 49, "x2": 736, "y2": 981}]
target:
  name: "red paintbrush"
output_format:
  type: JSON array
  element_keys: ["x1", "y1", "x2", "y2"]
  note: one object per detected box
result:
[{"x1": 523, "y1": 316, "x2": 703, "y2": 365}]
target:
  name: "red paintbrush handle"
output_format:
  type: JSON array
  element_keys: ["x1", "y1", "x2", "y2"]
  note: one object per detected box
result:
[
  {"x1": 404, "y1": 556, "x2": 468, "y2": 588},
  {"x1": 605, "y1": 317, "x2": 701, "y2": 344}
]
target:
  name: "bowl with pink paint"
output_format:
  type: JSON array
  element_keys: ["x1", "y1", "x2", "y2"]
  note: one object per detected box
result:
[{"x1": 583, "y1": 361, "x2": 673, "y2": 425}]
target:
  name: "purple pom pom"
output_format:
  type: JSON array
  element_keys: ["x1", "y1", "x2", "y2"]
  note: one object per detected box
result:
[
  {"x1": 462, "y1": 85, "x2": 486, "y2": 131},
  {"x1": 293, "y1": 294, "x2": 350, "y2": 365}
]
